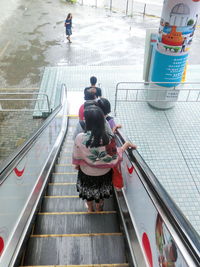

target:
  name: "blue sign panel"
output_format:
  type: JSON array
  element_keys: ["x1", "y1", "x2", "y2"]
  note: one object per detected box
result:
[{"x1": 151, "y1": 49, "x2": 188, "y2": 87}]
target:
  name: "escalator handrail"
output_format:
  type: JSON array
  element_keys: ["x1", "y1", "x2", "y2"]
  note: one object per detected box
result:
[
  {"x1": 0, "y1": 83, "x2": 67, "y2": 185},
  {"x1": 115, "y1": 128, "x2": 200, "y2": 265}
]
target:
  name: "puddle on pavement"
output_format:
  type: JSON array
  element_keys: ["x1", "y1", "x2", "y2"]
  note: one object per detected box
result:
[
  {"x1": 18, "y1": 5, "x2": 26, "y2": 10},
  {"x1": 56, "y1": 21, "x2": 64, "y2": 25},
  {"x1": 0, "y1": 38, "x2": 51, "y2": 86}
]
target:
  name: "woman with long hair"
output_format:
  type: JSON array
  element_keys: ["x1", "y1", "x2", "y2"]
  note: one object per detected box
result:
[
  {"x1": 64, "y1": 13, "x2": 72, "y2": 43},
  {"x1": 72, "y1": 106, "x2": 136, "y2": 212}
]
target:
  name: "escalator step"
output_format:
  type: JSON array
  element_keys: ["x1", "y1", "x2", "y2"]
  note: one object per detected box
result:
[
  {"x1": 47, "y1": 184, "x2": 77, "y2": 196},
  {"x1": 61, "y1": 142, "x2": 74, "y2": 147},
  {"x1": 57, "y1": 156, "x2": 74, "y2": 164},
  {"x1": 59, "y1": 150, "x2": 73, "y2": 158},
  {"x1": 51, "y1": 172, "x2": 77, "y2": 183},
  {"x1": 41, "y1": 197, "x2": 116, "y2": 212},
  {"x1": 33, "y1": 213, "x2": 120, "y2": 234},
  {"x1": 23, "y1": 235, "x2": 127, "y2": 265},
  {"x1": 61, "y1": 144, "x2": 73, "y2": 150},
  {"x1": 63, "y1": 139, "x2": 74, "y2": 144},
  {"x1": 21, "y1": 264, "x2": 129, "y2": 267},
  {"x1": 53, "y1": 165, "x2": 76, "y2": 173}
]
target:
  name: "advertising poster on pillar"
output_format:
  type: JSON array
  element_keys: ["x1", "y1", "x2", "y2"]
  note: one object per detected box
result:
[{"x1": 151, "y1": 0, "x2": 200, "y2": 86}]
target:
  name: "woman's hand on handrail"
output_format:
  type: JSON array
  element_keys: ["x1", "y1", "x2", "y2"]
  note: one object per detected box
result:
[
  {"x1": 122, "y1": 141, "x2": 137, "y2": 152},
  {"x1": 112, "y1": 124, "x2": 122, "y2": 133}
]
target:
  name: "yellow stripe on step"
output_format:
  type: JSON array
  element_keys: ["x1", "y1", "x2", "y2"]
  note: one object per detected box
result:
[
  {"x1": 38, "y1": 211, "x2": 117, "y2": 215},
  {"x1": 20, "y1": 264, "x2": 128, "y2": 267},
  {"x1": 31, "y1": 232, "x2": 122, "y2": 238},
  {"x1": 67, "y1": 114, "x2": 79, "y2": 117}
]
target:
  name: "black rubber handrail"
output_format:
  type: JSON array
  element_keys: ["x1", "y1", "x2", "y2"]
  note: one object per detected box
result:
[
  {"x1": 0, "y1": 83, "x2": 67, "y2": 185},
  {"x1": 115, "y1": 128, "x2": 200, "y2": 266}
]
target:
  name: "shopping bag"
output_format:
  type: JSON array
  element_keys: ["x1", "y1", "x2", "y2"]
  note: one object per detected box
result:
[{"x1": 112, "y1": 165, "x2": 123, "y2": 189}]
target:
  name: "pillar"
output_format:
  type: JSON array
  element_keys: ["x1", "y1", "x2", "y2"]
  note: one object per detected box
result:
[{"x1": 148, "y1": 0, "x2": 200, "y2": 109}]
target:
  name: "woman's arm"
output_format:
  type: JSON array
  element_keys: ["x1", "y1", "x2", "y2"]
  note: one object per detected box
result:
[{"x1": 121, "y1": 141, "x2": 137, "y2": 152}]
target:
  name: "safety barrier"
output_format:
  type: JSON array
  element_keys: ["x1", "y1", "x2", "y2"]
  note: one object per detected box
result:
[
  {"x1": 76, "y1": 0, "x2": 163, "y2": 17},
  {"x1": 114, "y1": 81, "x2": 200, "y2": 115},
  {"x1": 0, "y1": 92, "x2": 51, "y2": 117}
]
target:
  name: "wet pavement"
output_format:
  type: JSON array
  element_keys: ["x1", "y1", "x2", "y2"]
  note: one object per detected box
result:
[{"x1": 0, "y1": 0, "x2": 199, "y2": 88}]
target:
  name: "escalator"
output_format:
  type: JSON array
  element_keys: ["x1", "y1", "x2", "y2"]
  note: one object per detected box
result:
[
  {"x1": 20, "y1": 117, "x2": 129, "y2": 266},
  {"x1": 0, "y1": 85, "x2": 199, "y2": 267}
]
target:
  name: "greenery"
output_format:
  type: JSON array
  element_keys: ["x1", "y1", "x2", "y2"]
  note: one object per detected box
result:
[
  {"x1": 64, "y1": 0, "x2": 77, "y2": 3},
  {"x1": 187, "y1": 19, "x2": 194, "y2": 26}
]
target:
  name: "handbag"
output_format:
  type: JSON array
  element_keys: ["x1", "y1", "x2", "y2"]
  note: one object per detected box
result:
[{"x1": 112, "y1": 164, "x2": 123, "y2": 189}]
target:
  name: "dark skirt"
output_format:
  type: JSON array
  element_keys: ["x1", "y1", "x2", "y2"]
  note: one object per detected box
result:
[
  {"x1": 76, "y1": 168, "x2": 113, "y2": 203},
  {"x1": 66, "y1": 28, "x2": 72, "y2": 36}
]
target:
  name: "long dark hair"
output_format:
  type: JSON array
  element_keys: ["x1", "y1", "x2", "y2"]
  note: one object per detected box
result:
[
  {"x1": 67, "y1": 13, "x2": 72, "y2": 20},
  {"x1": 84, "y1": 106, "x2": 109, "y2": 148}
]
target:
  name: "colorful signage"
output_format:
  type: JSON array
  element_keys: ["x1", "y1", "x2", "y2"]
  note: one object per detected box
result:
[{"x1": 151, "y1": 0, "x2": 200, "y2": 87}]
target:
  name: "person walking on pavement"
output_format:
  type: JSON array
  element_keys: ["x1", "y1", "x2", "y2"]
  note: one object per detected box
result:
[{"x1": 65, "y1": 13, "x2": 72, "y2": 43}]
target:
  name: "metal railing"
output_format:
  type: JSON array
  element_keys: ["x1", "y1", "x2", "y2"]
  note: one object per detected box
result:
[
  {"x1": 114, "y1": 81, "x2": 200, "y2": 115},
  {"x1": 76, "y1": 0, "x2": 162, "y2": 17},
  {"x1": 0, "y1": 92, "x2": 51, "y2": 113}
]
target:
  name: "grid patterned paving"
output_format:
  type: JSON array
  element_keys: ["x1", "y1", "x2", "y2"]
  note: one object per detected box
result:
[{"x1": 40, "y1": 65, "x2": 200, "y2": 235}]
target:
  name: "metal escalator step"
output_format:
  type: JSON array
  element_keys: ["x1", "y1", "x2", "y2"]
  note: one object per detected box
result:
[
  {"x1": 23, "y1": 235, "x2": 127, "y2": 265},
  {"x1": 64, "y1": 126, "x2": 75, "y2": 131},
  {"x1": 41, "y1": 197, "x2": 116, "y2": 212},
  {"x1": 51, "y1": 172, "x2": 77, "y2": 183},
  {"x1": 61, "y1": 142, "x2": 74, "y2": 147},
  {"x1": 61, "y1": 143, "x2": 73, "y2": 150},
  {"x1": 62, "y1": 135, "x2": 74, "y2": 140},
  {"x1": 60, "y1": 138, "x2": 73, "y2": 144},
  {"x1": 57, "y1": 156, "x2": 74, "y2": 164},
  {"x1": 47, "y1": 184, "x2": 77, "y2": 196},
  {"x1": 48, "y1": 182, "x2": 76, "y2": 185},
  {"x1": 59, "y1": 151, "x2": 73, "y2": 158},
  {"x1": 61, "y1": 142, "x2": 74, "y2": 148},
  {"x1": 61, "y1": 142, "x2": 73, "y2": 147},
  {"x1": 33, "y1": 213, "x2": 120, "y2": 234},
  {"x1": 63, "y1": 138, "x2": 74, "y2": 144},
  {"x1": 55, "y1": 165, "x2": 76, "y2": 173},
  {"x1": 62, "y1": 143, "x2": 74, "y2": 149},
  {"x1": 21, "y1": 264, "x2": 129, "y2": 267},
  {"x1": 56, "y1": 157, "x2": 72, "y2": 163},
  {"x1": 68, "y1": 117, "x2": 77, "y2": 122}
]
